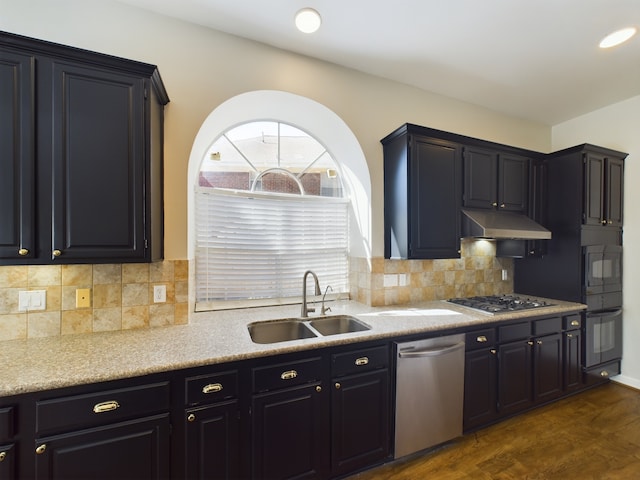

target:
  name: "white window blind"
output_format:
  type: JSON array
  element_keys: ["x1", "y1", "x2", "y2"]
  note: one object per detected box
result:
[{"x1": 195, "y1": 187, "x2": 349, "y2": 310}]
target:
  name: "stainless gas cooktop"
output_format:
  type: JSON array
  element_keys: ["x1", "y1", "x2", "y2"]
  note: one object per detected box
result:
[{"x1": 446, "y1": 294, "x2": 553, "y2": 315}]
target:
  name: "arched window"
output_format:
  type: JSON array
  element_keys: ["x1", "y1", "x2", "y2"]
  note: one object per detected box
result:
[{"x1": 195, "y1": 120, "x2": 349, "y2": 310}]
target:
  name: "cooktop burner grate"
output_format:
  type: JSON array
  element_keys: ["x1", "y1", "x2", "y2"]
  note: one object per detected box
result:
[{"x1": 446, "y1": 295, "x2": 553, "y2": 315}]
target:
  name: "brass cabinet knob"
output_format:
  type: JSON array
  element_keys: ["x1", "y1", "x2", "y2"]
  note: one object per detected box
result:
[
  {"x1": 52, "y1": 249, "x2": 62, "y2": 257},
  {"x1": 36, "y1": 444, "x2": 47, "y2": 455},
  {"x1": 500, "y1": 203, "x2": 506, "y2": 208},
  {"x1": 602, "y1": 220, "x2": 608, "y2": 225},
  {"x1": 492, "y1": 202, "x2": 498, "y2": 207},
  {"x1": 608, "y1": 220, "x2": 613, "y2": 224},
  {"x1": 537, "y1": 340, "x2": 543, "y2": 345},
  {"x1": 600, "y1": 370, "x2": 609, "y2": 378},
  {"x1": 334, "y1": 383, "x2": 341, "y2": 390},
  {"x1": 490, "y1": 349, "x2": 497, "y2": 355},
  {"x1": 316, "y1": 385, "x2": 322, "y2": 393},
  {"x1": 18, "y1": 248, "x2": 29, "y2": 256},
  {"x1": 0, "y1": 451, "x2": 6, "y2": 462},
  {"x1": 187, "y1": 413, "x2": 196, "y2": 422},
  {"x1": 527, "y1": 341, "x2": 534, "y2": 346},
  {"x1": 567, "y1": 333, "x2": 573, "y2": 338}
]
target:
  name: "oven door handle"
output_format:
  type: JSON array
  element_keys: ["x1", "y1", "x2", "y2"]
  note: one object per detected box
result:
[{"x1": 586, "y1": 308, "x2": 622, "y2": 318}]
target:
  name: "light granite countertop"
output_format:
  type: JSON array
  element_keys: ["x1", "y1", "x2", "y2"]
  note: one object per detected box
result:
[{"x1": 0, "y1": 297, "x2": 585, "y2": 397}]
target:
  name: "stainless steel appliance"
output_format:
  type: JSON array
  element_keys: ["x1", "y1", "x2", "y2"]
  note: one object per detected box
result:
[
  {"x1": 394, "y1": 334, "x2": 465, "y2": 459},
  {"x1": 447, "y1": 294, "x2": 553, "y2": 315}
]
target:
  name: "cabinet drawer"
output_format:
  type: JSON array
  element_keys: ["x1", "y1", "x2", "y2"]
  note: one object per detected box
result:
[
  {"x1": 532, "y1": 317, "x2": 562, "y2": 336},
  {"x1": 465, "y1": 328, "x2": 496, "y2": 350},
  {"x1": 498, "y1": 322, "x2": 530, "y2": 342},
  {"x1": 252, "y1": 357, "x2": 323, "y2": 393},
  {"x1": 584, "y1": 360, "x2": 621, "y2": 386},
  {"x1": 185, "y1": 370, "x2": 238, "y2": 405},
  {"x1": 0, "y1": 407, "x2": 14, "y2": 442},
  {"x1": 36, "y1": 382, "x2": 170, "y2": 435},
  {"x1": 563, "y1": 314, "x2": 582, "y2": 330},
  {"x1": 332, "y1": 345, "x2": 388, "y2": 377}
]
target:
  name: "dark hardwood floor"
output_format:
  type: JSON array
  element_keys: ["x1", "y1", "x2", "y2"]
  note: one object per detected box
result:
[{"x1": 348, "y1": 382, "x2": 640, "y2": 479}]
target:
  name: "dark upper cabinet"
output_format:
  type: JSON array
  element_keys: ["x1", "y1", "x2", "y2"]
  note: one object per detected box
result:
[
  {"x1": 0, "y1": 49, "x2": 35, "y2": 260},
  {"x1": 546, "y1": 144, "x2": 626, "y2": 230},
  {"x1": 382, "y1": 124, "x2": 462, "y2": 259},
  {"x1": 463, "y1": 147, "x2": 529, "y2": 213},
  {"x1": 0, "y1": 31, "x2": 169, "y2": 265}
]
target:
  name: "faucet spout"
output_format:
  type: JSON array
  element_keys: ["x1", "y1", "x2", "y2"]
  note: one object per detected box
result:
[{"x1": 301, "y1": 270, "x2": 321, "y2": 317}]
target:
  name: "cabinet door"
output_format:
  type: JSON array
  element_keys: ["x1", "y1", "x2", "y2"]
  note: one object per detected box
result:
[
  {"x1": 497, "y1": 341, "x2": 533, "y2": 415},
  {"x1": 185, "y1": 401, "x2": 240, "y2": 480},
  {"x1": 583, "y1": 152, "x2": 606, "y2": 226},
  {"x1": 0, "y1": 444, "x2": 15, "y2": 480},
  {"x1": 35, "y1": 414, "x2": 170, "y2": 480},
  {"x1": 533, "y1": 333, "x2": 563, "y2": 403},
  {"x1": 498, "y1": 154, "x2": 529, "y2": 212},
  {"x1": 410, "y1": 137, "x2": 462, "y2": 258},
  {"x1": 47, "y1": 59, "x2": 147, "y2": 261},
  {"x1": 463, "y1": 348, "x2": 498, "y2": 431},
  {"x1": 251, "y1": 382, "x2": 329, "y2": 479},
  {"x1": 605, "y1": 157, "x2": 624, "y2": 227},
  {"x1": 331, "y1": 369, "x2": 390, "y2": 476},
  {"x1": 0, "y1": 49, "x2": 35, "y2": 261},
  {"x1": 564, "y1": 330, "x2": 583, "y2": 392},
  {"x1": 463, "y1": 146, "x2": 497, "y2": 209}
]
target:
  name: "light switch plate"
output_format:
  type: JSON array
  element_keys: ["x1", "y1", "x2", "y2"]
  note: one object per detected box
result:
[{"x1": 18, "y1": 290, "x2": 47, "y2": 311}]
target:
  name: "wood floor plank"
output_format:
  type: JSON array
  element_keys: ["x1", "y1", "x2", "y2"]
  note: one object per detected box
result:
[{"x1": 348, "y1": 382, "x2": 640, "y2": 480}]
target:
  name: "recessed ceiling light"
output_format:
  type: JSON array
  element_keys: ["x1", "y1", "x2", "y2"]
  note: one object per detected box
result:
[
  {"x1": 295, "y1": 8, "x2": 321, "y2": 34},
  {"x1": 599, "y1": 27, "x2": 637, "y2": 48}
]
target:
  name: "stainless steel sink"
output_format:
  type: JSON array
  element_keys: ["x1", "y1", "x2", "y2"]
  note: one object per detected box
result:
[
  {"x1": 248, "y1": 319, "x2": 317, "y2": 344},
  {"x1": 309, "y1": 315, "x2": 371, "y2": 336}
]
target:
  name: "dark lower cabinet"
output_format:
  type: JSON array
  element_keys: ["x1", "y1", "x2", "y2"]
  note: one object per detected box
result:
[
  {"x1": 0, "y1": 443, "x2": 15, "y2": 480},
  {"x1": 330, "y1": 369, "x2": 389, "y2": 476},
  {"x1": 533, "y1": 333, "x2": 563, "y2": 403},
  {"x1": 498, "y1": 340, "x2": 533, "y2": 415},
  {"x1": 185, "y1": 401, "x2": 240, "y2": 480},
  {"x1": 564, "y1": 329, "x2": 583, "y2": 392},
  {"x1": 34, "y1": 414, "x2": 170, "y2": 480},
  {"x1": 251, "y1": 382, "x2": 329, "y2": 480},
  {"x1": 463, "y1": 347, "x2": 498, "y2": 431}
]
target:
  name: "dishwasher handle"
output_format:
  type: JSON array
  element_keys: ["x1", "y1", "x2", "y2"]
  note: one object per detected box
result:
[{"x1": 398, "y1": 341, "x2": 465, "y2": 358}]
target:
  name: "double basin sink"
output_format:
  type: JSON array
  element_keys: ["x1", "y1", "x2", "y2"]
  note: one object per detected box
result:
[{"x1": 248, "y1": 315, "x2": 371, "y2": 344}]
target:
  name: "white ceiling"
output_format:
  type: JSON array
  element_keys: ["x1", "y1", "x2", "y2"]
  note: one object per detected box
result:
[{"x1": 115, "y1": 0, "x2": 640, "y2": 125}]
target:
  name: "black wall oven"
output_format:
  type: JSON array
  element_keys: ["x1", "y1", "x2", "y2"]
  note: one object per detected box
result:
[{"x1": 585, "y1": 308, "x2": 622, "y2": 368}]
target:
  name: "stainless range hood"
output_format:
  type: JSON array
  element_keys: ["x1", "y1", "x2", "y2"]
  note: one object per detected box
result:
[{"x1": 461, "y1": 208, "x2": 551, "y2": 240}]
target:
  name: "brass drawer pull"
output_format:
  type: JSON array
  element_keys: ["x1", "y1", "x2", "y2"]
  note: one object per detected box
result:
[
  {"x1": 567, "y1": 333, "x2": 573, "y2": 338},
  {"x1": 571, "y1": 320, "x2": 580, "y2": 327},
  {"x1": 0, "y1": 451, "x2": 6, "y2": 462},
  {"x1": 281, "y1": 370, "x2": 298, "y2": 380},
  {"x1": 93, "y1": 400, "x2": 120, "y2": 414},
  {"x1": 202, "y1": 383, "x2": 223, "y2": 394},
  {"x1": 355, "y1": 356, "x2": 369, "y2": 366},
  {"x1": 52, "y1": 249, "x2": 62, "y2": 257},
  {"x1": 476, "y1": 335, "x2": 488, "y2": 343},
  {"x1": 36, "y1": 444, "x2": 47, "y2": 455},
  {"x1": 18, "y1": 248, "x2": 29, "y2": 256}
]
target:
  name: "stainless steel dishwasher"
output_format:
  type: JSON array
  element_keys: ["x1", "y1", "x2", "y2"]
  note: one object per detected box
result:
[{"x1": 394, "y1": 334, "x2": 465, "y2": 459}]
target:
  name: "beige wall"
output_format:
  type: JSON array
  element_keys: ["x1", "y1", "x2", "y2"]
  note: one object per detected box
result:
[
  {"x1": 552, "y1": 96, "x2": 640, "y2": 389},
  {"x1": 2, "y1": 0, "x2": 552, "y2": 260}
]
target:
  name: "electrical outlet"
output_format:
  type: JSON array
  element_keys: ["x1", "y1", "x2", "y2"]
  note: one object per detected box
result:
[
  {"x1": 154, "y1": 285, "x2": 167, "y2": 303},
  {"x1": 502, "y1": 269, "x2": 508, "y2": 281},
  {"x1": 76, "y1": 288, "x2": 91, "y2": 308}
]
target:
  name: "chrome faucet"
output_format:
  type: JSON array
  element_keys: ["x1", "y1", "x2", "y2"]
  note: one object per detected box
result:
[{"x1": 301, "y1": 270, "x2": 321, "y2": 317}]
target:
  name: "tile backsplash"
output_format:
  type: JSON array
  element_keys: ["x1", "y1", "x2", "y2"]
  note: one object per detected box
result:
[
  {"x1": 0, "y1": 240, "x2": 511, "y2": 340},
  {"x1": 350, "y1": 239, "x2": 513, "y2": 306},
  {"x1": 0, "y1": 260, "x2": 188, "y2": 341}
]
